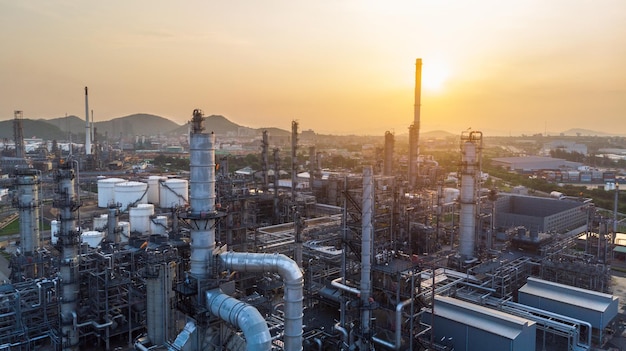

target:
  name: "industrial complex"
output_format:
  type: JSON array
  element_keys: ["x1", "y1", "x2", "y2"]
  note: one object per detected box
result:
[{"x1": 0, "y1": 59, "x2": 624, "y2": 351}]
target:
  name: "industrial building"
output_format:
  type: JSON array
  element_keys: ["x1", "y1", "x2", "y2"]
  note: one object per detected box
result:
[{"x1": 0, "y1": 59, "x2": 622, "y2": 351}]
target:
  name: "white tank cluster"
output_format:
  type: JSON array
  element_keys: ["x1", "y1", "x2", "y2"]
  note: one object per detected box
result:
[
  {"x1": 97, "y1": 178, "x2": 125, "y2": 208},
  {"x1": 99, "y1": 176, "x2": 188, "y2": 209},
  {"x1": 159, "y1": 179, "x2": 189, "y2": 208},
  {"x1": 150, "y1": 215, "x2": 168, "y2": 236},
  {"x1": 147, "y1": 176, "x2": 167, "y2": 204},
  {"x1": 81, "y1": 230, "x2": 105, "y2": 248},
  {"x1": 129, "y1": 204, "x2": 155, "y2": 235},
  {"x1": 93, "y1": 214, "x2": 108, "y2": 231},
  {"x1": 115, "y1": 181, "x2": 148, "y2": 209}
]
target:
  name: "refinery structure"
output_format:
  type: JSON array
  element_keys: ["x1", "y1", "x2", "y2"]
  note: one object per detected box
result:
[{"x1": 0, "y1": 59, "x2": 622, "y2": 351}]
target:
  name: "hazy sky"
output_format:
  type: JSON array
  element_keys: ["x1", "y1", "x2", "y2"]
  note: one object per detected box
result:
[{"x1": 1, "y1": 1, "x2": 625, "y2": 136}]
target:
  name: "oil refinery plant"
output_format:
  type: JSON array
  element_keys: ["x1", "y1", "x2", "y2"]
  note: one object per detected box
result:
[{"x1": 0, "y1": 59, "x2": 622, "y2": 351}]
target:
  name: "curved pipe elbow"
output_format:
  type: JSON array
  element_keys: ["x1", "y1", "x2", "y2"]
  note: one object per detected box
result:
[
  {"x1": 219, "y1": 252, "x2": 303, "y2": 351},
  {"x1": 206, "y1": 289, "x2": 271, "y2": 351}
]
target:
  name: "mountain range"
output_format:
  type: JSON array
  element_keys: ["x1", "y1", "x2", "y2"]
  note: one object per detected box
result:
[
  {"x1": 0, "y1": 114, "x2": 617, "y2": 141},
  {"x1": 0, "y1": 114, "x2": 291, "y2": 141}
]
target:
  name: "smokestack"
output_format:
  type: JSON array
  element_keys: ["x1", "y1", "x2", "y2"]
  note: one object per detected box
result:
[
  {"x1": 85, "y1": 87, "x2": 92, "y2": 155},
  {"x1": 408, "y1": 59, "x2": 422, "y2": 188},
  {"x1": 91, "y1": 109, "x2": 95, "y2": 144},
  {"x1": 383, "y1": 131, "x2": 394, "y2": 176},
  {"x1": 414, "y1": 58, "x2": 422, "y2": 127},
  {"x1": 13, "y1": 110, "x2": 25, "y2": 159}
]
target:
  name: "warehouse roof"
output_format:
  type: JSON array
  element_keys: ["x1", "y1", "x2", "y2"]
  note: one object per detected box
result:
[
  {"x1": 491, "y1": 156, "x2": 582, "y2": 171},
  {"x1": 434, "y1": 295, "x2": 535, "y2": 340}
]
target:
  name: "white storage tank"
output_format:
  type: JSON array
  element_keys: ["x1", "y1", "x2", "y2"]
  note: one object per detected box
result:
[
  {"x1": 147, "y1": 175, "x2": 166, "y2": 204},
  {"x1": 443, "y1": 187, "x2": 460, "y2": 203},
  {"x1": 93, "y1": 214, "x2": 108, "y2": 231},
  {"x1": 119, "y1": 221, "x2": 130, "y2": 242},
  {"x1": 81, "y1": 231, "x2": 105, "y2": 248},
  {"x1": 129, "y1": 204, "x2": 154, "y2": 235},
  {"x1": 150, "y1": 215, "x2": 168, "y2": 236},
  {"x1": 51, "y1": 220, "x2": 59, "y2": 245},
  {"x1": 159, "y1": 179, "x2": 189, "y2": 208},
  {"x1": 115, "y1": 181, "x2": 148, "y2": 210},
  {"x1": 97, "y1": 178, "x2": 125, "y2": 208}
]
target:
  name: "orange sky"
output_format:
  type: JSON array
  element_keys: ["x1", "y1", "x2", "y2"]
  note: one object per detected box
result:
[{"x1": 1, "y1": 1, "x2": 624, "y2": 136}]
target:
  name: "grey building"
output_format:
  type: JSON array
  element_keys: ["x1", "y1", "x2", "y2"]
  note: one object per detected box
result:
[
  {"x1": 495, "y1": 194, "x2": 589, "y2": 235},
  {"x1": 491, "y1": 156, "x2": 582, "y2": 172}
]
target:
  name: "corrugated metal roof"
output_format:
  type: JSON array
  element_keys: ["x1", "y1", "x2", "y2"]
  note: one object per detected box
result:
[
  {"x1": 519, "y1": 277, "x2": 616, "y2": 313},
  {"x1": 434, "y1": 296, "x2": 535, "y2": 340}
]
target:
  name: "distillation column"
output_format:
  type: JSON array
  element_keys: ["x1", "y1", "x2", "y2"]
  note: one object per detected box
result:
[
  {"x1": 146, "y1": 261, "x2": 176, "y2": 345},
  {"x1": 54, "y1": 161, "x2": 81, "y2": 350},
  {"x1": 291, "y1": 120, "x2": 298, "y2": 201},
  {"x1": 13, "y1": 110, "x2": 25, "y2": 159},
  {"x1": 261, "y1": 130, "x2": 270, "y2": 192},
  {"x1": 384, "y1": 131, "x2": 394, "y2": 176},
  {"x1": 408, "y1": 58, "x2": 422, "y2": 188},
  {"x1": 187, "y1": 109, "x2": 217, "y2": 279},
  {"x1": 85, "y1": 87, "x2": 92, "y2": 155},
  {"x1": 458, "y1": 131, "x2": 482, "y2": 260},
  {"x1": 359, "y1": 165, "x2": 374, "y2": 347},
  {"x1": 14, "y1": 169, "x2": 41, "y2": 254}
]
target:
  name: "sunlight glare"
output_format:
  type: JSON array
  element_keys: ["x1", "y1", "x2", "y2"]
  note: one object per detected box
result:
[{"x1": 422, "y1": 62, "x2": 451, "y2": 93}]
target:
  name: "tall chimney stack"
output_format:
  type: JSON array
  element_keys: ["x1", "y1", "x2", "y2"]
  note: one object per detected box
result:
[
  {"x1": 85, "y1": 87, "x2": 92, "y2": 155},
  {"x1": 408, "y1": 58, "x2": 422, "y2": 188}
]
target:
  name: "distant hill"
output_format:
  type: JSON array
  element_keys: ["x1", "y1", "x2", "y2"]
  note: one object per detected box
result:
[
  {"x1": 44, "y1": 115, "x2": 85, "y2": 134},
  {"x1": 0, "y1": 119, "x2": 68, "y2": 140},
  {"x1": 559, "y1": 128, "x2": 613, "y2": 137},
  {"x1": 169, "y1": 115, "x2": 288, "y2": 136},
  {"x1": 422, "y1": 130, "x2": 456, "y2": 139},
  {"x1": 93, "y1": 114, "x2": 181, "y2": 137}
]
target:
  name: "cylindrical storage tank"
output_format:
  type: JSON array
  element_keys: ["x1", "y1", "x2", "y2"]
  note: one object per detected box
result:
[
  {"x1": 81, "y1": 231, "x2": 105, "y2": 248},
  {"x1": 150, "y1": 215, "x2": 168, "y2": 236},
  {"x1": 147, "y1": 176, "x2": 166, "y2": 204},
  {"x1": 97, "y1": 178, "x2": 125, "y2": 208},
  {"x1": 119, "y1": 221, "x2": 130, "y2": 242},
  {"x1": 159, "y1": 179, "x2": 189, "y2": 208},
  {"x1": 115, "y1": 181, "x2": 148, "y2": 210},
  {"x1": 51, "y1": 220, "x2": 59, "y2": 245},
  {"x1": 129, "y1": 204, "x2": 154, "y2": 235},
  {"x1": 93, "y1": 214, "x2": 108, "y2": 231},
  {"x1": 443, "y1": 187, "x2": 460, "y2": 203}
]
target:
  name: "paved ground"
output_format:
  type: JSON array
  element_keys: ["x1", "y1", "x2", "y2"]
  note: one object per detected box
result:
[{"x1": 603, "y1": 271, "x2": 626, "y2": 350}]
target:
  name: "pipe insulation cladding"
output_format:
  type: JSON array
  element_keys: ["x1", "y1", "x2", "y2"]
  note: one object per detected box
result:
[
  {"x1": 205, "y1": 289, "x2": 272, "y2": 351},
  {"x1": 219, "y1": 252, "x2": 304, "y2": 351}
]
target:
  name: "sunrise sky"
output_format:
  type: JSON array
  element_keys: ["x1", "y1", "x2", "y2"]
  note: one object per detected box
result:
[{"x1": 1, "y1": 1, "x2": 624, "y2": 136}]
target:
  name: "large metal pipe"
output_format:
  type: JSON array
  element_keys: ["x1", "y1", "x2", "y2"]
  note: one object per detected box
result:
[
  {"x1": 85, "y1": 87, "x2": 91, "y2": 155},
  {"x1": 219, "y1": 252, "x2": 303, "y2": 351},
  {"x1": 372, "y1": 298, "x2": 413, "y2": 350},
  {"x1": 360, "y1": 166, "x2": 374, "y2": 342},
  {"x1": 206, "y1": 289, "x2": 272, "y2": 351}
]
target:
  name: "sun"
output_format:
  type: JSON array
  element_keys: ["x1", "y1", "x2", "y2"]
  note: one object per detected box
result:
[{"x1": 422, "y1": 62, "x2": 451, "y2": 93}]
